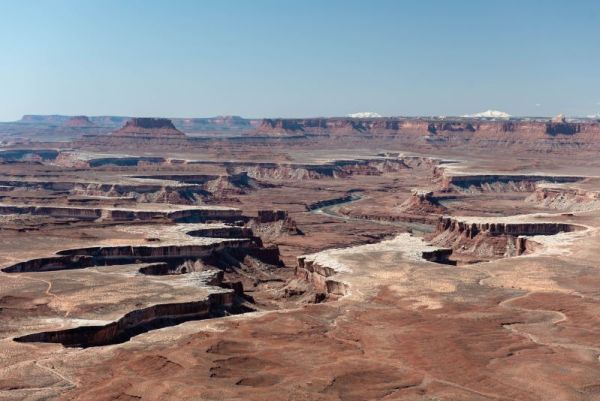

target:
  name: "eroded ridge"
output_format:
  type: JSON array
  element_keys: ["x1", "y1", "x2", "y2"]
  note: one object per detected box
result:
[
  {"x1": 427, "y1": 216, "x2": 584, "y2": 263},
  {"x1": 0, "y1": 203, "x2": 242, "y2": 222},
  {"x1": 14, "y1": 274, "x2": 241, "y2": 348},
  {"x1": 2, "y1": 212, "x2": 292, "y2": 348},
  {"x1": 440, "y1": 173, "x2": 584, "y2": 192},
  {"x1": 296, "y1": 233, "x2": 455, "y2": 298}
]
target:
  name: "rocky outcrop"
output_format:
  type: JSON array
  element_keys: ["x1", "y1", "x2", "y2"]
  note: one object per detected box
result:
[
  {"x1": 428, "y1": 216, "x2": 580, "y2": 260},
  {"x1": 14, "y1": 291, "x2": 237, "y2": 347},
  {"x1": 0, "y1": 205, "x2": 103, "y2": 220},
  {"x1": 1, "y1": 239, "x2": 261, "y2": 273},
  {"x1": 247, "y1": 210, "x2": 302, "y2": 241},
  {"x1": 64, "y1": 116, "x2": 94, "y2": 127},
  {"x1": 0, "y1": 173, "x2": 256, "y2": 205},
  {"x1": 186, "y1": 226, "x2": 254, "y2": 239},
  {"x1": 0, "y1": 204, "x2": 243, "y2": 223},
  {"x1": 204, "y1": 174, "x2": 250, "y2": 198},
  {"x1": 435, "y1": 216, "x2": 577, "y2": 238},
  {"x1": 132, "y1": 173, "x2": 252, "y2": 201},
  {"x1": 111, "y1": 118, "x2": 186, "y2": 138},
  {"x1": 75, "y1": 183, "x2": 205, "y2": 204},
  {"x1": 526, "y1": 187, "x2": 600, "y2": 212},
  {"x1": 545, "y1": 114, "x2": 580, "y2": 136},
  {"x1": 421, "y1": 248, "x2": 455, "y2": 265},
  {"x1": 295, "y1": 257, "x2": 348, "y2": 297},
  {"x1": 20, "y1": 115, "x2": 71, "y2": 124},
  {"x1": 441, "y1": 174, "x2": 583, "y2": 192},
  {"x1": 396, "y1": 190, "x2": 447, "y2": 215},
  {"x1": 333, "y1": 159, "x2": 409, "y2": 175},
  {"x1": 546, "y1": 122, "x2": 579, "y2": 136},
  {"x1": 328, "y1": 190, "x2": 445, "y2": 226},
  {"x1": 427, "y1": 121, "x2": 475, "y2": 134},
  {"x1": 137, "y1": 260, "x2": 208, "y2": 276}
]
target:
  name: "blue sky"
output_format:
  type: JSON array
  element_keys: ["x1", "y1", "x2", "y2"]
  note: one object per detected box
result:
[{"x1": 0, "y1": 0, "x2": 599, "y2": 121}]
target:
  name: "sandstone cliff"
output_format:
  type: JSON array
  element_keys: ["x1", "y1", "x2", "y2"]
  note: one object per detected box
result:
[
  {"x1": 254, "y1": 117, "x2": 600, "y2": 150},
  {"x1": 427, "y1": 216, "x2": 579, "y2": 260},
  {"x1": 111, "y1": 118, "x2": 186, "y2": 138},
  {"x1": 64, "y1": 116, "x2": 95, "y2": 127}
]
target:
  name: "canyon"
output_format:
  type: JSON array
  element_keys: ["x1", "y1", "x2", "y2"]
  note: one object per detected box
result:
[{"x1": 1, "y1": 115, "x2": 600, "y2": 401}]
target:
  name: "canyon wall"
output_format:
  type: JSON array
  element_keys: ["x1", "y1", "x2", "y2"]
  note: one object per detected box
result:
[
  {"x1": 295, "y1": 257, "x2": 348, "y2": 297},
  {"x1": 256, "y1": 117, "x2": 600, "y2": 138},
  {"x1": 14, "y1": 292, "x2": 235, "y2": 347},
  {"x1": 0, "y1": 204, "x2": 242, "y2": 222},
  {"x1": 441, "y1": 174, "x2": 583, "y2": 192},
  {"x1": 435, "y1": 216, "x2": 577, "y2": 238},
  {"x1": 526, "y1": 187, "x2": 600, "y2": 212},
  {"x1": 428, "y1": 216, "x2": 580, "y2": 260},
  {"x1": 255, "y1": 117, "x2": 600, "y2": 150},
  {"x1": 111, "y1": 118, "x2": 186, "y2": 138}
]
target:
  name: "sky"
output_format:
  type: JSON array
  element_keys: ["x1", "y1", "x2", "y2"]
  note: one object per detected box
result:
[{"x1": 0, "y1": 0, "x2": 599, "y2": 121}]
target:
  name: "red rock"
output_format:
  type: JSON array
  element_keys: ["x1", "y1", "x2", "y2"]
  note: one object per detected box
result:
[
  {"x1": 254, "y1": 117, "x2": 600, "y2": 143},
  {"x1": 111, "y1": 118, "x2": 186, "y2": 138},
  {"x1": 64, "y1": 116, "x2": 95, "y2": 127}
]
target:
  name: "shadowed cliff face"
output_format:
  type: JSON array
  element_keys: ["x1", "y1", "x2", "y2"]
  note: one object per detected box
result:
[
  {"x1": 6, "y1": 224, "x2": 285, "y2": 347},
  {"x1": 0, "y1": 204, "x2": 243, "y2": 222},
  {"x1": 441, "y1": 174, "x2": 584, "y2": 192},
  {"x1": 545, "y1": 121, "x2": 580, "y2": 136},
  {"x1": 0, "y1": 238, "x2": 272, "y2": 273},
  {"x1": 13, "y1": 292, "x2": 248, "y2": 348},
  {"x1": 125, "y1": 118, "x2": 177, "y2": 130}
]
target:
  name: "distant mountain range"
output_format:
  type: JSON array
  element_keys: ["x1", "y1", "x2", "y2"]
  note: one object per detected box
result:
[
  {"x1": 462, "y1": 110, "x2": 512, "y2": 119},
  {"x1": 346, "y1": 112, "x2": 383, "y2": 118}
]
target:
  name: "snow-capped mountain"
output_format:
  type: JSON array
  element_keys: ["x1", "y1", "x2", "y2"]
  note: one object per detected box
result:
[
  {"x1": 587, "y1": 113, "x2": 600, "y2": 119},
  {"x1": 346, "y1": 112, "x2": 383, "y2": 118},
  {"x1": 462, "y1": 110, "x2": 511, "y2": 119}
]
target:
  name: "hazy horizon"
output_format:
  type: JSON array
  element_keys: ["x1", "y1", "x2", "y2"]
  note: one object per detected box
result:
[
  {"x1": 1, "y1": 0, "x2": 599, "y2": 121},
  {"x1": 4, "y1": 110, "x2": 597, "y2": 124}
]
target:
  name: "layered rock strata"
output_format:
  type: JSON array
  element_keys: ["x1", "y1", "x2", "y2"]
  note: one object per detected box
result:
[
  {"x1": 428, "y1": 216, "x2": 581, "y2": 260},
  {"x1": 0, "y1": 204, "x2": 242, "y2": 222},
  {"x1": 111, "y1": 118, "x2": 186, "y2": 138},
  {"x1": 256, "y1": 117, "x2": 600, "y2": 139},
  {"x1": 526, "y1": 186, "x2": 600, "y2": 212},
  {"x1": 441, "y1": 174, "x2": 583, "y2": 192}
]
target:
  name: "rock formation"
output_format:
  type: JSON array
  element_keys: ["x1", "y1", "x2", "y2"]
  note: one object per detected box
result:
[
  {"x1": 440, "y1": 174, "x2": 583, "y2": 192},
  {"x1": 247, "y1": 210, "x2": 302, "y2": 241},
  {"x1": 64, "y1": 115, "x2": 95, "y2": 127},
  {"x1": 111, "y1": 118, "x2": 186, "y2": 138},
  {"x1": 396, "y1": 190, "x2": 447, "y2": 214},
  {"x1": 427, "y1": 216, "x2": 580, "y2": 261},
  {"x1": 253, "y1": 117, "x2": 600, "y2": 150},
  {"x1": 526, "y1": 186, "x2": 600, "y2": 212},
  {"x1": 175, "y1": 115, "x2": 255, "y2": 132},
  {"x1": 546, "y1": 114, "x2": 580, "y2": 135}
]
